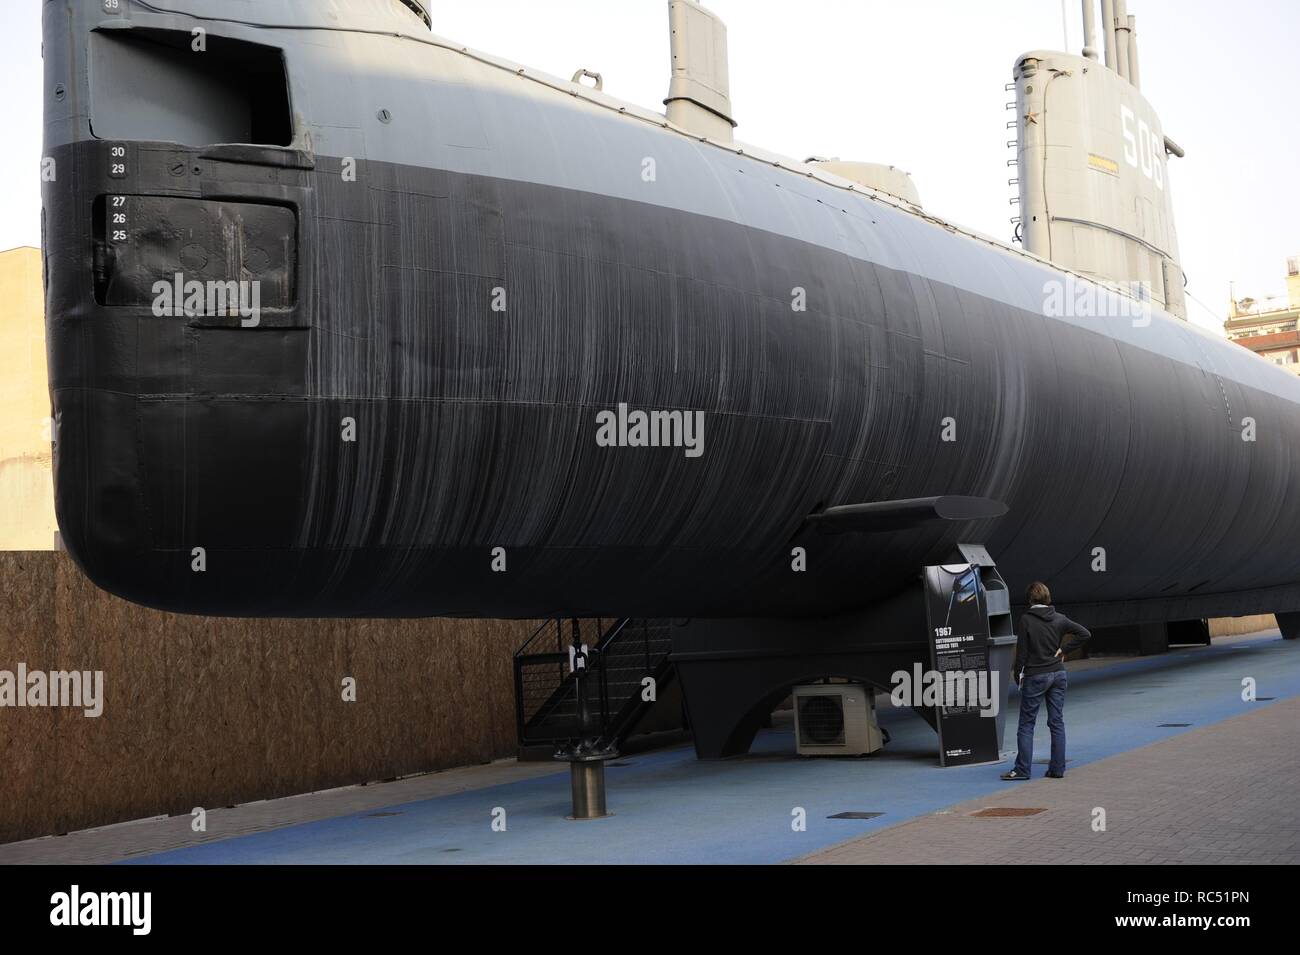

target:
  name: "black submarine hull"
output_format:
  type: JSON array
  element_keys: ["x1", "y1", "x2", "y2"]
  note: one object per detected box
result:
[{"x1": 41, "y1": 0, "x2": 1300, "y2": 623}]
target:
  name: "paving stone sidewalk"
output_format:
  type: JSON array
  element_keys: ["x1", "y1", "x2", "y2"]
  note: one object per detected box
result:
[{"x1": 796, "y1": 696, "x2": 1300, "y2": 864}]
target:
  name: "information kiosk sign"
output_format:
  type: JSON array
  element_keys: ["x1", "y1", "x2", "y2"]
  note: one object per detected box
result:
[{"x1": 922, "y1": 562, "x2": 1001, "y2": 766}]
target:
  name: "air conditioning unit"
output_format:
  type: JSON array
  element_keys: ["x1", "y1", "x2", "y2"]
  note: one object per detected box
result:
[{"x1": 793, "y1": 683, "x2": 883, "y2": 756}]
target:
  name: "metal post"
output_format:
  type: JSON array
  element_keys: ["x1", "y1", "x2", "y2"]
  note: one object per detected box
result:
[
  {"x1": 1127, "y1": 15, "x2": 1141, "y2": 89},
  {"x1": 568, "y1": 758, "x2": 610, "y2": 819},
  {"x1": 557, "y1": 618, "x2": 616, "y2": 819},
  {"x1": 1081, "y1": 0, "x2": 1098, "y2": 60},
  {"x1": 1114, "y1": 0, "x2": 1131, "y2": 82},
  {"x1": 571, "y1": 618, "x2": 591, "y2": 736},
  {"x1": 1101, "y1": 0, "x2": 1117, "y2": 70}
]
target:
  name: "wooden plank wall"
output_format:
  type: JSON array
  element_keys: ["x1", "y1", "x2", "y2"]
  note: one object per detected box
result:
[{"x1": 0, "y1": 551, "x2": 535, "y2": 843}]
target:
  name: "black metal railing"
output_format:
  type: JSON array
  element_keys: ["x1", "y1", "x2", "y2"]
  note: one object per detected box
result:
[{"x1": 513, "y1": 618, "x2": 676, "y2": 749}]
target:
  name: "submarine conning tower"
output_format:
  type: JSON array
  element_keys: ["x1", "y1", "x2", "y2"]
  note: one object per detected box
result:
[{"x1": 1013, "y1": 0, "x2": 1187, "y2": 319}]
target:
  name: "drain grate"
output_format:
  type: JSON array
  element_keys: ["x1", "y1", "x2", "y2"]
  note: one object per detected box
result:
[
  {"x1": 1033, "y1": 758, "x2": 1072, "y2": 765},
  {"x1": 971, "y1": 807, "x2": 1046, "y2": 817},
  {"x1": 366, "y1": 811, "x2": 404, "y2": 817},
  {"x1": 1255, "y1": 697, "x2": 1276, "y2": 702},
  {"x1": 828, "y1": 811, "x2": 884, "y2": 820},
  {"x1": 1158, "y1": 723, "x2": 1191, "y2": 727}
]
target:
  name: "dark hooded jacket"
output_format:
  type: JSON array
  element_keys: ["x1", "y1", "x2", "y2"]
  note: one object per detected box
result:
[{"x1": 1014, "y1": 605, "x2": 1092, "y2": 677}]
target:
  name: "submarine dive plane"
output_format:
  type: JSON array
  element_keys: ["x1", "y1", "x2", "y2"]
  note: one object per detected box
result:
[{"x1": 40, "y1": 0, "x2": 1300, "y2": 639}]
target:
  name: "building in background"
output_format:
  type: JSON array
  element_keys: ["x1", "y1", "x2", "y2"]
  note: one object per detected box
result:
[
  {"x1": 1225, "y1": 257, "x2": 1300, "y2": 373},
  {"x1": 0, "y1": 246, "x2": 57, "y2": 549}
]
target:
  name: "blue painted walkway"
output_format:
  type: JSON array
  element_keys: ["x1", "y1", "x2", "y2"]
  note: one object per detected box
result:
[{"x1": 130, "y1": 634, "x2": 1300, "y2": 864}]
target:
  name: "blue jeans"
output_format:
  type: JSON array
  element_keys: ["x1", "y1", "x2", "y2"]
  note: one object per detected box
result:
[{"x1": 1013, "y1": 670, "x2": 1067, "y2": 776}]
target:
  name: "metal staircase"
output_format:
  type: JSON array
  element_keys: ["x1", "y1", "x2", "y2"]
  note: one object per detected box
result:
[{"x1": 513, "y1": 618, "x2": 677, "y2": 750}]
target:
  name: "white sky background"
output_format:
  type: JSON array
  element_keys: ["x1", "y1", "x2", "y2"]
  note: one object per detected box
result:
[{"x1": 2, "y1": 0, "x2": 1297, "y2": 333}]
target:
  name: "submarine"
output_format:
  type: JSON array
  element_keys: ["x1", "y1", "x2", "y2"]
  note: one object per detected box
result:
[{"x1": 39, "y1": 0, "x2": 1300, "y2": 633}]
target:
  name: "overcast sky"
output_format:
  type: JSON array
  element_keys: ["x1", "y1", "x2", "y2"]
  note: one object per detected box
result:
[{"x1": 3, "y1": 0, "x2": 1296, "y2": 333}]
